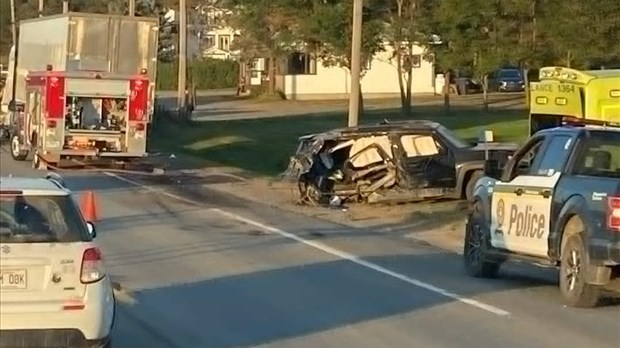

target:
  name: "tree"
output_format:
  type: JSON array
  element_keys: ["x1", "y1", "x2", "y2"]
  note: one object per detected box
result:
[
  {"x1": 227, "y1": 0, "x2": 300, "y2": 94},
  {"x1": 383, "y1": 0, "x2": 434, "y2": 114},
  {"x1": 429, "y1": 0, "x2": 514, "y2": 111},
  {"x1": 538, "y1": 0, "x2": 620, "y2": 69},
  {"x1": 299, "y1": 0, "x2": 385, "y2": 118}
]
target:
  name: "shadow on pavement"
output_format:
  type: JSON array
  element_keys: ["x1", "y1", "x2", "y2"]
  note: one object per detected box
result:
[{"x1": 111, "y1": 250, "x2": 616, "y2": 348}]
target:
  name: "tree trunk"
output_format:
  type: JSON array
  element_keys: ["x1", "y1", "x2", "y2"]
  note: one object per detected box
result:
[
  {"x1": 523, "y1": 68, "x2": 530, "y2": 107},
  {"x1": 358, "y1": 82, "x2": 364, "y2": 121},
  {"x1": 482, "y1": 74, "x2": 489, "y2": 112},
  {"x1": 268, "y1": 55, "x2": 276, "y2": 94},
  {"x1": 405, "y1": 51, "x2": 413, "y2": 115},
  {"x1": 443, "y1": 70, "x2": 451, "y2": 113},
  {"x1": 396, "y1": 49, "x2": 407, "y2": 115}
]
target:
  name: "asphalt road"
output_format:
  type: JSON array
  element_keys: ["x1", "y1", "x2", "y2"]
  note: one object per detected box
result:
[{"x1": 1, "y1": 148, "x2": 619, "y2": 348}]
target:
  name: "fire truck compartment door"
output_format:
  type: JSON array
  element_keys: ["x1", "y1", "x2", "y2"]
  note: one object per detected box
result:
[{"x1": 65, "y1": 79, "x2": 129, "y2": 98}]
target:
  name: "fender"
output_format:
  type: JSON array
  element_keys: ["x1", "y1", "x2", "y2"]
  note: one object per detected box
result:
[
  {"x1": 455, "y1": 161, "x2": 485, "y2": 194},
  {"x1": 550, "y1": 194, "x2": 591, "y2": 260},
  {"x1": 472, "y1": 176, "x2": 499, "y2": 225}
]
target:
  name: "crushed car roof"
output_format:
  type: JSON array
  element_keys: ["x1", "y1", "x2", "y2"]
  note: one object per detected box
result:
[{"x1": 300, "y1": 120, "x2": 443, "y2": 140}]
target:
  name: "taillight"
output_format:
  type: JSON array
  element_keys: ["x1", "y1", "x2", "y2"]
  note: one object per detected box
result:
[
  {"x1": 47, "y1": 120, "x2": 57, "y2": 128},
  {"x1": 80, "y1": 247, "x2": 105, "y2": 284},
  {"x1": 607, "y1": 196, "x2": 620, "y2": 232}
]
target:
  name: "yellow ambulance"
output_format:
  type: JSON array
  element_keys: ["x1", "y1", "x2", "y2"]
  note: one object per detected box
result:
[{"x1": 529, "y1": 66, "x2": 620, "y2": 135}]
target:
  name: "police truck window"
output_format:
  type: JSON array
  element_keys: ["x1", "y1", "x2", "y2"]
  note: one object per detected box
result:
[{"x1": 536, "y1": 136, "x2": 572, "y2": 176}]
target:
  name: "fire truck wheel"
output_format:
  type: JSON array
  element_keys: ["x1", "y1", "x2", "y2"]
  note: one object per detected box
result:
[{"x1": 10, "y1": 135, "x2": 28, "y2": 161}]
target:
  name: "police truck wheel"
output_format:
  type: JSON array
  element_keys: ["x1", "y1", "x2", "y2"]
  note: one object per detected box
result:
[
  {"x1": 463, "y1": 201, "x2": 501, "y2": 278},
  {"x1": 465, "y1": 170, "x2": 484, "y2": 201},
  {"x1": 559, "y1": 234, "x2": 601, "y2": 308},
  {"x1": 10, "y1": 135, "x2": 28, "y2": 161}
]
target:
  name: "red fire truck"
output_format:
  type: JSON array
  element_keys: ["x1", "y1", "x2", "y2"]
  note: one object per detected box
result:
[{"x1": 9, "y1": 66, "x2": 150, "y2": 169}]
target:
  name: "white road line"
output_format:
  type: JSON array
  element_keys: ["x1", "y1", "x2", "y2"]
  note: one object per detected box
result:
[{"x1": 104, "y1": 171, "x2": 511, "y2": 317}]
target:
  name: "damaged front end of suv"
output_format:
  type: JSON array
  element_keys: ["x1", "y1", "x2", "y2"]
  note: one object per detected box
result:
[{"x1": 282, "y1": 131, "x2": 400, "y2": 206}]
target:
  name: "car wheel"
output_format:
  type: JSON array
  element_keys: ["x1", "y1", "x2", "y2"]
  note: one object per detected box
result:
[
  {"x1": 10, "y1": 134, "x2": 28, "y2": 161},
  {"x1": 463, "y1": 201, "x2": 500, "y2": 278},
  {"x1": 465, "y1": 170, "x2": 484, "y2": 201},
  {"x1": 559, "y1": 233, "x2": 601, "y2": 308}
]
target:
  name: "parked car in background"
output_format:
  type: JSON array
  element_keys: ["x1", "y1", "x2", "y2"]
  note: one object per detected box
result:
[{"x1": 489, "y1": 68, "x2": 526, "y2": 92}]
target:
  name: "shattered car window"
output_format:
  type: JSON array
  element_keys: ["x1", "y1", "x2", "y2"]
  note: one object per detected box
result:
[
  {"x1": 436, "y1": 126, "x2": 470, "y2": 148},
  {"x1": 400, "y1": 135, "x2": 440, "y2": 157},
  {"x1": 349, "y1": 136, "x2": 392, "y2": 168}
]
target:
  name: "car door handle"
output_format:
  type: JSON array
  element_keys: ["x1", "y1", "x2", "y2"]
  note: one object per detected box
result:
[
  {"x1": 514, "y1": 187, "x2": 524, "y2": 196},
  {"x1": 540, "y1": 189, "x2": 551, "y2": 199}
]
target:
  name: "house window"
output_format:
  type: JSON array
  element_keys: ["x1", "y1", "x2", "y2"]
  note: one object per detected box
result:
[
  {"x1": 288, "y1": 52, "x2": 317, "y2": 75},
  {"x1": 218, "y1": 35, "x2": 230, "y2": 51},
  {"x1": 402, "y1": 54, "x2": 422, "y2": 69},
  {"x1": 204, "y1": 35, "x2": 215, "y2": 49}
]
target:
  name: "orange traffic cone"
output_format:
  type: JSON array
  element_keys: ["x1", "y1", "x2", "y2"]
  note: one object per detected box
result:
[{"x1": 81, "y1": 191, "x2": 99, "y2": 222}]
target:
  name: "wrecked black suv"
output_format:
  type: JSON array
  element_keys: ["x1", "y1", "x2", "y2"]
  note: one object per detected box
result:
[{"x1": 283, "y1": 120, "x2": 518, "y2": 205}]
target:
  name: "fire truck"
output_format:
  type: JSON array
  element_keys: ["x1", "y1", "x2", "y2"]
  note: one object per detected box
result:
[{"x1": 9, "y1": 66, "x2": 150, "y2": 169}]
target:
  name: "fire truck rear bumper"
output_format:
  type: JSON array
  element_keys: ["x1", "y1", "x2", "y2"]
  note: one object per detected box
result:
[{"x1": 44, "y1": 150, "x2": 148, "y2": 159}]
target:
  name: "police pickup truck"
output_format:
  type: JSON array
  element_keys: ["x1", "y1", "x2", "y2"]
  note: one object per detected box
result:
[{"x1": 464, "y1": 125, "x2": 620, "y2": 308}]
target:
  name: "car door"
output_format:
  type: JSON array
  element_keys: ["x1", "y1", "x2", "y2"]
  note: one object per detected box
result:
[
  {"x1": 490, "y1": 134, "x2": 575, "y2": 257},
  {"x1": 398, "y1": 132, "x2": 455, "y2": 188}
]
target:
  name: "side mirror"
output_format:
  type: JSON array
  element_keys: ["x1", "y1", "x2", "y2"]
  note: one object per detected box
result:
[
  {"x1": 483, "y1": 159, "x2": 502, "y2": 180},
  {"x1": 86, "y1": 221, "x2": 97, "y2": 239}
]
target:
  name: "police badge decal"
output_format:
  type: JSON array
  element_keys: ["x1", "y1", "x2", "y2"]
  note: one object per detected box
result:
[{"x1": 495, "y1": 198, "x2": 505, "y2": 234}]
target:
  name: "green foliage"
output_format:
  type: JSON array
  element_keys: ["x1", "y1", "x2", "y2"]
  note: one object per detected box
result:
[
  {"x1": 1, "y1": 0, "x2": 618, "y2": 78},
  {"x1": 157, "y1": 58, "x2": 239, "y2": 90},
  {"x1": 538, "y1": 0, "x2": 620, "y2": 68},
  {"x1": 300, "y1": 0, "x2": 385, "y2": 72}
]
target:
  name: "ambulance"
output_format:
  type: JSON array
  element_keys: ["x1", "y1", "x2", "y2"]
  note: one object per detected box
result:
[{"x1": 529, "y1": 66, "x2": 620, "y2": 135}]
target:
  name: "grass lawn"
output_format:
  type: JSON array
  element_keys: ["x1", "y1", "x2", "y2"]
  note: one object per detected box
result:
[{"x1": 151, "y1": 104, "x2": 529, "y2": 177}]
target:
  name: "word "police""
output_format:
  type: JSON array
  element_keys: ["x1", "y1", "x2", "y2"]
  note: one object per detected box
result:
[{"x1": 507, "y1": 205, "x2": 546, "y2": 238}]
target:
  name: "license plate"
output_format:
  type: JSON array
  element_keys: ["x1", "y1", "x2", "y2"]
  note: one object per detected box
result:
[{"x1": 0, "y1": 269, "x2": 27, "y2": 289}]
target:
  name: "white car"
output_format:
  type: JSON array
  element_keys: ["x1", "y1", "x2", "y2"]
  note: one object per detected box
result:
[{"x1": 0, "y1": 174, "x2": 115, "y2": 348}]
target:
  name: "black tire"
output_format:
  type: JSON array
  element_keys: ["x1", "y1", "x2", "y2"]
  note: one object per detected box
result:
[
  {"x1": 465, "y1": 170, "x2": 485, "y2": 201},
  {"x1": 32, "y1": 149, "x2": 41, "y2": 169},
  {"x1": 10, "y1": 134, "x2": 28, "y2": 161},
  {"x1": 559, "y1": 233, "x2": 601, "y2": 308},
  {"x1": 463, "y1": 201, "x2": 501, "y2": 278}
]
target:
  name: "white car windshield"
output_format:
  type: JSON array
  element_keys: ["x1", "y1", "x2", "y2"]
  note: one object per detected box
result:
[{"x1": 0, "y1": 194, "x2": 89, "y2": 243}]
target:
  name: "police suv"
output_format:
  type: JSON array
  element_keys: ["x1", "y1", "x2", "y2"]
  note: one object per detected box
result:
[
  {"x1": 464, "y1": 125, "x2": 620, "y2": 308},
  {"x1": 0, "y1": 174, "x2": 115, "y2": 347}
]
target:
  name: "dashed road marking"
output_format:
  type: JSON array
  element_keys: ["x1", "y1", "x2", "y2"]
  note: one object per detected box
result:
[{"x1": 104, "y1": 171, "x2": 511, "y2": 317}]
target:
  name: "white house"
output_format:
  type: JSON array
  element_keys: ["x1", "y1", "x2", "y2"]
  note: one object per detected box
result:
[
  {"x1": 274, "y1": 43, "x2": 436, "y2": 100},
  {"x1": 201, "y1": 26, "x2": 240, "y2": 60}
]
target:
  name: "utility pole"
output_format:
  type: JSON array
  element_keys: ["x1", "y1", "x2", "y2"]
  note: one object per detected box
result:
[
  {"x1": 347, "y1": 0, "x2": 363, "y2": 127},
  {"x1": 62, "y1": 1, "x2": 69, "y2": 13},
  {"x1": 177, "y1": 0, "x2": 187, "y2": 112},
  {"x1": 38, "y1": 0, "x2": 44, "y2": 17},
  {"x1": 128, "y1": 0, "x2": 135, "y2": 16},
  {"x1": 9, "y1": 0, "x2": 18, "y2": 111}
]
